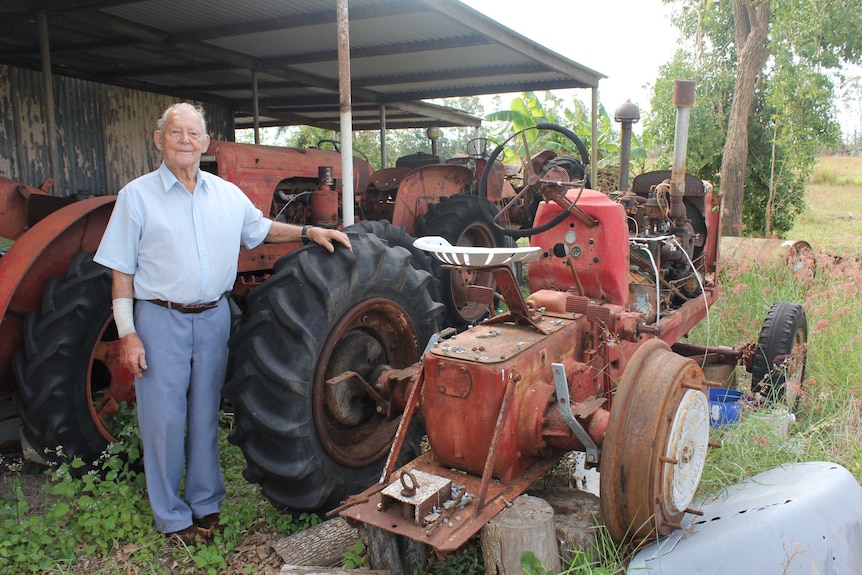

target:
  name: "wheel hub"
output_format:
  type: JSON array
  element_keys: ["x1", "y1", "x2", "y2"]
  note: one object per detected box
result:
[{"x1": 662, "y1": 388, "x2": 709, "y2": 515}]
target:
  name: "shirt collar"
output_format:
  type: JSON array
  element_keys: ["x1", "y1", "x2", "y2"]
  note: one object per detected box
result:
[{"x1": 157, "y1": 162, "x2": 208, "y2": 194}]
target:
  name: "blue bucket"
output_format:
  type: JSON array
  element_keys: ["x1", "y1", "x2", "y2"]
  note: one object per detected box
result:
[{"x1": 709, "y1": 388, "x2": 746, "y2": 427}]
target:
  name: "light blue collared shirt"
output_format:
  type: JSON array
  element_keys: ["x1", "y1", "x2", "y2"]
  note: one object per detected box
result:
[{"x1": 95, "y1": 162, "x2": 272, "y2": 304}]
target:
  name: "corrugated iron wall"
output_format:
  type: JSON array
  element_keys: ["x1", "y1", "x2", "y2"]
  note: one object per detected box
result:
[{"x1": 0, "y1": 64, "x2": 234, "y2": 197}]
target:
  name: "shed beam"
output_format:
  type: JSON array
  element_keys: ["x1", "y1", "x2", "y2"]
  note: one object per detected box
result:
[
  {"x1": 177, "y1": 1, "x2": 427, "y2": 43},
  {"x1": 358, "y1": 63, "x2": 550, "y2": 88},
  {"x1": 270, "y1": 35, "x2": 491, "y2": 66},
  {"x1": 388, "y1": 100, "x2": 481, "y2": 128}
]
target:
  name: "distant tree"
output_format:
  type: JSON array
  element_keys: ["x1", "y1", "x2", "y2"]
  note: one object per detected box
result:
[{"x1": 648, "y1": 0, "x2": 860, "y2": 237}]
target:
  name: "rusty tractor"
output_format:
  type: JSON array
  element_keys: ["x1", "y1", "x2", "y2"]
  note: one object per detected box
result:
[
  {"x1": 223, "y1": 81, "x2": 808, "y2": 546},
  {"x1": 0, "y1": 139, "x2": 515, "y2": 468}
]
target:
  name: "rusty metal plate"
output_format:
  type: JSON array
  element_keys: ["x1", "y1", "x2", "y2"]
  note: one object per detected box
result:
[
  {"x1": 340, "y1": 451, "x2": 556, "y2": 553},
  {"x1": 429, "y1": 319, "x2": 570, "y2": 364}
]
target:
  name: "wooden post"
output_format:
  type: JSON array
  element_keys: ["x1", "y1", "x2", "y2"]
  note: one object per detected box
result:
[{"x1": 481, "y1": 495, "x2": 561, "y2": 575}]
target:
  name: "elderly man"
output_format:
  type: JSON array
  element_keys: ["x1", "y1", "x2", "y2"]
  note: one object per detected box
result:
[{"x1": 95, "y1": 102, "x2": 351, "y2": 546}]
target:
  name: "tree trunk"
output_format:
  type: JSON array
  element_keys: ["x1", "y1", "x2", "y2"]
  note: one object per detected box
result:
[
  {"x1": 481, "y1": 495, "x2": 561, "y2": 575},
  {"x1": 720, "y1": 0, "x2": 771, "y2": 237}
]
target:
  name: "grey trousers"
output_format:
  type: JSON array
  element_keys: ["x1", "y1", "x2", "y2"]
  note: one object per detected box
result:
[{"x1": 134, "y1": 298, "x2": 229, "y2": 533}]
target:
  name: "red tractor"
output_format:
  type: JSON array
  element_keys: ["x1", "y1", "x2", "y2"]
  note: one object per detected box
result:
[
  {"x1": 0, "y1": 140, "x2": 513, "y2": 467},
  {"x1": 223, "y1": 81, "x2": 808, "y2": 546}
]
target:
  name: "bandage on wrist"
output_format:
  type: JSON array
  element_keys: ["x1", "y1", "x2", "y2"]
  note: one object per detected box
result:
[{"x1": 113, "y1": 298, "x2": 136, "y2": 338}]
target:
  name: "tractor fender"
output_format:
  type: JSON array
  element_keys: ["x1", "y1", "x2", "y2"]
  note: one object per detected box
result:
[
  {"x1": 390, "y1": 164, "x2": 473, "y2": 236},
  {"x1": 0, "y1": 195, "x2": 116, "y2": 396}
]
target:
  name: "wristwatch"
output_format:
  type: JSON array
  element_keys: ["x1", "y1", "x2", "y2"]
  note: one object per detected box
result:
[{"x1": 301, "y1": 225, "x2": 311, "y2": 244}]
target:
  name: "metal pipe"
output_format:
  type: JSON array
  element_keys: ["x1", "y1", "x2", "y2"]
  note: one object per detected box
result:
[
  {"x1": 669, "y1": 80, "x2": 696, "y2": 223},
  {"x1": 337, "y1": 0, "x2": 355, "y2": 225},
  {"x1": 38, "y1": 11, "x2": 60, "y2": 195},
  {"x1": 614, "y1": 101, "x2": 640, "y2": 192},
  {"x1": 671, "y1": 81, "x2": 696, "y2": 197},
  {"x1": 426, "y1": 126, "x2": 441, "y2": 156},
  {"x1": 379, "y1": 104, "x2": 387, "y2": 169},
  {"x1": 252, "y1": 69, "x2": 260, "y2": 144},
  {"x1": 590, "y1": 87, "x2": 598, "y2": 188}
]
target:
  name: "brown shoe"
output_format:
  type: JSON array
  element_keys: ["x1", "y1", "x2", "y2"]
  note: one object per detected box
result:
[
  {"x1": 168, "y1": 525, "x2": 210, "y2": 546},
  {"x1": 195, "y1": 512, "x2": 225, "y2": 536}
]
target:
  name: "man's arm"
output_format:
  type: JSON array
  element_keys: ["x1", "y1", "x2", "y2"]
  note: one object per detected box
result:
[
  {"x1": 265, "y1": 221, "x2": 352, "y2": 253},
  {"x1": 112, "y1": 270, "x2": 147, "y2": 379}
]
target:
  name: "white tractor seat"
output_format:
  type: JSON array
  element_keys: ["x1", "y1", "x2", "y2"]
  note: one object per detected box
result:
[{"x1": 413, "y1": 236, "x2": 542, "y2": 267}]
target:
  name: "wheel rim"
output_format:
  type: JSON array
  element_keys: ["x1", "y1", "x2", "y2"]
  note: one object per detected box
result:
[
  {"x1": 450, "y1": 221, "x2": 497, "y2": 323},
  {"x1": 783, "y1": 326, "x2": 807, "y2": 408},
  {"x1": 88, "y1": 315, "x2": 136, "y2": 442},
  {"x1": 313, "y1": 297, "x2": 420, "y2": 468}
]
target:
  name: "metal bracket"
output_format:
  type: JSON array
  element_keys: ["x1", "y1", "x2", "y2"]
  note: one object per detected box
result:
[
  {"x1": 552, "y1": 363, "x2": 599, "y2": 464},
  {"x1": 423, "y1": 327, "x2": 457, "y2": 355}
]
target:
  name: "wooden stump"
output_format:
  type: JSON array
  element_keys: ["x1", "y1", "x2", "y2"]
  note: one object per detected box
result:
[
  {"x1": 529, "y1": 486, "x2": 602, "y2": 565},
  {"x1": 481, "y1": 495, "x2": 561, "y2": 575},
  {"x1": 366, "y1": 526, "x2": 427, "y2": 575},
  {"x1": 273, "y1": 517, "x2": 359, "y2": 567}
]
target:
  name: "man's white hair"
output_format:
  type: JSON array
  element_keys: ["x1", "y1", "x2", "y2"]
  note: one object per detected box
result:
[{"x1": 157, "y1": 102, "x2": 207, "y2": 134}]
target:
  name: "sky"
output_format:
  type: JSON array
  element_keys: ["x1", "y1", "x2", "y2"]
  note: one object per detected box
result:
[{"x1": 460, "y1": 0, "x2": 680, "y2": 121}]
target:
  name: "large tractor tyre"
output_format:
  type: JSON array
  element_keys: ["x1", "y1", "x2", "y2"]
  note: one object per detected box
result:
[
  {"x1": 415, "y1": 194, "x2": 509, "y2": 327},
  {"x1": 224, "y1": 233, "x2": 443, "y2": 511},
  {"x1": 600, "y1": 339, "x2": 710, "y2": 543},
  {"x1": 342, "y1": 220, "x2": 441, "y2": 304},
  {"x1": 12, "y1": 252, "x2": 133, "y2": 467},
  {"x1": 751, "y1": 302, "x2": 808, "y2": 407}
]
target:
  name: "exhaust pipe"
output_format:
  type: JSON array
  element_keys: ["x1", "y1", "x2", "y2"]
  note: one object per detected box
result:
[{"x1": 669, "y1": 80, "x2": 696, "y2": 224}]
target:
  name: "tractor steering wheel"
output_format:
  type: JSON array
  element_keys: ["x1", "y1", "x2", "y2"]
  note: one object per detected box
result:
[{"x1": 479, "y1": 123, "x2": 590, "y2": 238}]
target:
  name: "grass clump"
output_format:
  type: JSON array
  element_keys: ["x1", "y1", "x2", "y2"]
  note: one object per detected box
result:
[{"x1": 0, "y1": 411, "x2": 315, "y2": 574}]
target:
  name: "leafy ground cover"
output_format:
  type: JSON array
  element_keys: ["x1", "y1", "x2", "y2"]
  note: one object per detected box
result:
[{"x1": 2, "y1": 156, "x2": 861, "y2": 574}]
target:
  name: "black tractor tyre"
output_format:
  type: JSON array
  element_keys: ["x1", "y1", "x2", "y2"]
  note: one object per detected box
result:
[
  {"x1": 750, "y1": 302, "x2": 808, "y2": 406},
  {"x1": 342, "y1": 220, "x2": 441, "y2": 304},
  {"x1": 12, "y1": 252, "x2": 118, "y2": 467},
  {"x1": 224, "y1": 233, "x2": 443, "y2": 511},
  {"x1": 415, "y1": 194, "x2": 510, "y2": 328}
]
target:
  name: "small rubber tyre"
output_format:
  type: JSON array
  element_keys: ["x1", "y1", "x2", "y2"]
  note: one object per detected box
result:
[
  {"x1": 416, "y1": 194, "x2": 509, "y2": 327},
  {"x1": 751, "y1": 302, "x2": 808, "y2": 407},
  {"x1": 225, "y1": 232, "x2": 443, "y2": 511},
  {"x1": 12, "y1": 252, "x2": 133, "y2": 467}
]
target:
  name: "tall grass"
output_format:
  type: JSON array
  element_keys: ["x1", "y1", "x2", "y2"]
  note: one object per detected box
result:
[
  {"x1": 692, "y1": 253, "x2": 862, "y2": 493},
  {"x1": 695, "y1": 156, "x2": 862, "y2": 492}
]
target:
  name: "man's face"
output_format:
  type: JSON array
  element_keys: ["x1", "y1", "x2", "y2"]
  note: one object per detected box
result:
[{"x1": 154, "y1": 108, "x2": 210, "y2": 174}]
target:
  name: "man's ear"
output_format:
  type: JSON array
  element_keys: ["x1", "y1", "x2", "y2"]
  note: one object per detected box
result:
[
  {"x1": 153, "y1": 130, "x2": 163, "y2": 151},
  {"x1": 203, "y1": 133, "x2": 211, "y2": 150}
]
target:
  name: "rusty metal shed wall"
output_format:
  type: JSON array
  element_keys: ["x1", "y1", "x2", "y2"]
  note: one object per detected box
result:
[{"x1": 0, "y1": 64, "x2": 233, "y2": 197}]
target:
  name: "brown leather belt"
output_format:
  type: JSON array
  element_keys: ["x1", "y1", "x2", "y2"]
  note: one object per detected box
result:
[{"x1": 146, "y1": 297, "x2": 222, "y2": 314}]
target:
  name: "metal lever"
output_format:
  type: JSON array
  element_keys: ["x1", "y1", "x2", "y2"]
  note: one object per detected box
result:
[{"x1": 551, "y1": 363, "x2": 599, "y2": 464}]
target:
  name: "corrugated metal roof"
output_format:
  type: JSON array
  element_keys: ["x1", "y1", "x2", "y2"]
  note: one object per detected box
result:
[{"x1": 0, "y1": 0, "x2": 604, "y2": 130}]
